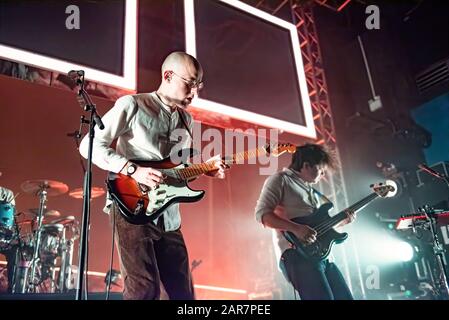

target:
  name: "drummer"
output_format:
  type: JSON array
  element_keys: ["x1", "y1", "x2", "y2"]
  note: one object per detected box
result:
[{"x1": 0, "y1": 185, "x2": 17, "y2": 293}]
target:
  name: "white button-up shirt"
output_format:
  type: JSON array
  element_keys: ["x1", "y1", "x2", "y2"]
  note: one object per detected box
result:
[{"x1": 79, "y1": 92, "x2": 193, "y2": 231}]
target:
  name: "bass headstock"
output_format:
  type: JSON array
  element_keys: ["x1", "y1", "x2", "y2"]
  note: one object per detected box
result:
[{"x1": 371, "y1": 180, "x2": 397, "y2": 198}]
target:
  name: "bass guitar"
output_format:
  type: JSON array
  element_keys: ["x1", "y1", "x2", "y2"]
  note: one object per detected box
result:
[{"x1": 283, "y1": 182, "x2": 396, "y2": 261}]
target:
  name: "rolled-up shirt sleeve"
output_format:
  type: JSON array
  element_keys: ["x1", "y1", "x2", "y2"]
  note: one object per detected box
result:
[
  {"x1": 255, "y1": 173, "x2": 284, "y2": 225},
  {"x1": 79, "y1": 95, "x2": 138, "y2": 173}
]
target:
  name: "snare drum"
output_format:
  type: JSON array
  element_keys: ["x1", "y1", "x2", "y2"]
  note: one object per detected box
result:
[
  {"x1": 0, "y1": 201, "x2": 15, "y2": 251},
  {"x1": 39, "y1": 224, "x2": 64, "y2": 259}
]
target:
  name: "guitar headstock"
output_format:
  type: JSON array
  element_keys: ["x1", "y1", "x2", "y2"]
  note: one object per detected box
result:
[
  {"x1": 264, "y1": 143, "x2": 296, "y2": 157},
  {"x1": 371, "y1": 181, "x2": 397, "y2": 198}
]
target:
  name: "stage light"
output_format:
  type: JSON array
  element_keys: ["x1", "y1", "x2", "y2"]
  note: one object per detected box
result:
[
  {"x1": 370, "y1": 238, "x2": 414, "y2": 263},
  {"x1": 394, "y1": 241, "x2": 415, "y2": 262},
  {"x1": 350, "y1": 222, "x2": 416, "y2": 266}
]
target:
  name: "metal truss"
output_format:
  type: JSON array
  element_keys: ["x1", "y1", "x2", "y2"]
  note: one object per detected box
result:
[
  {"x1": 253, "y1": 0, "x2": 367, "y2": 298},
  {"x1": 292, "y1": 3, "x2": 349, "y2": 212},
  {"x1": 288, "y1": 6, "x2": 372, "y2": 299}
]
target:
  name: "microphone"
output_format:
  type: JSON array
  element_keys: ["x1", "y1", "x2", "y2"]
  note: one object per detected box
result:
[
  {"x1": 418, "y1": 163, "x2": 445, "y2": 179},
  {"x1": 67, "y1": 70, "x2": 84, "y2": 78}
]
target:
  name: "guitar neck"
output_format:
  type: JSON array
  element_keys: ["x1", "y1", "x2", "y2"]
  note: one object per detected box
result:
[
  {"x1": 178, "y1": 145, "x2": 271, "y2": 180},
  {"x1": 327, "y1": 192, "x2": 380, "y2": 228}
]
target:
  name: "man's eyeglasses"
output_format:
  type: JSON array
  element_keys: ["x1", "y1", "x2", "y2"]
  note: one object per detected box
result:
[{"x1": 171, "y1": 71, "x2": 204, "y2": 90}]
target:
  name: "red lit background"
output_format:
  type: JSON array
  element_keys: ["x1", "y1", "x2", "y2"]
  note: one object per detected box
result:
[{"x1": 1, "y1": 0, "x2": 448, "y2": 300}]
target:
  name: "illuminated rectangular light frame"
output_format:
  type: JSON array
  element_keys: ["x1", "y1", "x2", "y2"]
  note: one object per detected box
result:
[
  {"x1": 184, "y1": 0, "x2": 316, "y2": 138},
  {"x1": 0, "y1": 0, "x2": 137, "y2": 90}
]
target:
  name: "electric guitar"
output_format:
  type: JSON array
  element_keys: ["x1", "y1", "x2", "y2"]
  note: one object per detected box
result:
[
  {"x1": 283, "y1": 182, "x2": 396, "y2": 261},
  {"x1": 107, "y1": 143, "x2": 296, "y2": 225}
]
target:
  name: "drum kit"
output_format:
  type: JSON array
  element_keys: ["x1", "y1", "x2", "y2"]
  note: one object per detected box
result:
[{"x1": 0, "y1": 179, "x2": 105, "y2": 294}]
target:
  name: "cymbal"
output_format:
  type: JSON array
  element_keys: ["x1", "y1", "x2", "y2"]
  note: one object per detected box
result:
[
  {"x1": 50, "y1": 215, "x2": 76, "y2": 225},
  {"x1": 17, "y1": 218, "x2": 51, "y2": 226},
  {"x1": 21, "y1": 180, "x2": 69, "y2": 197},
  {"x1": 27, "y1": 208, "x2": 61, "y2": 218},
  {"x1": 17, "y1": 219, "x2": 33, "y2": 226},
  {"x1": 68, "y1": 187, "x2": 105, "y2": 199}
]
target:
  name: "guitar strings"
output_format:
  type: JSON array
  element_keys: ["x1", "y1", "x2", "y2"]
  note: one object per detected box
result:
[
  {"x1": 313, "y1": 215, "x2": 342, "y2": 235},
  {"x1": 312, "y1": 193, "x2": 380, "y2": 235}
]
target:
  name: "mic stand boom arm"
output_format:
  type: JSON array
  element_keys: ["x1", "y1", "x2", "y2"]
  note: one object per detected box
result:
[{"x1": 72, "y1": 72, "x2": 104, "y2": 300}]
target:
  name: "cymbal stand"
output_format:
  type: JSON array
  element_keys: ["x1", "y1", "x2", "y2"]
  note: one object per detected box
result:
[
  {"x1": 58, "y1": 225, "x2": 76, "y2": 293},
  {"x1": 11, "y1": 214, "x2": 26, "y2": 293},
  {"x1": 422, "y1": 206, "x2": 449, "y2": 300},
  {"x1": 27, "y1": 186, "x2": 48, "y2": 293}
]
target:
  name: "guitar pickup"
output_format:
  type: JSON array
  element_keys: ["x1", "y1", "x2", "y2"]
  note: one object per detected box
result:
[
  {"x1": 133, "y1": 199, "x2": 145, "y2": 215},
  {"x1": 138, "y1": 184, "x2": 150, "y2": 194}
]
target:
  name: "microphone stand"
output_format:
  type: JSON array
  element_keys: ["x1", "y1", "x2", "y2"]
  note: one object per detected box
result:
[
  {"x1": 418, "y1": 164, "x2": 449, "y2": 299},
  {"x1": 67, "y1": 129, "x2": 86, "y2": 175},
  {"x1": 442, "y1": 174, "x2": 449, "y2": 191},
  {"x1": 419, "y1": 163, "x2": 449, "y2": 190},
  {"x1": 422, "y1": 206, "x2": 449, "y2": 300},
  {"x1": 70, "y1": 71, "x2": 104, "y2": 300},
  {"x1": 420, "y1": 163, "x2": 449, "y2": 215}
]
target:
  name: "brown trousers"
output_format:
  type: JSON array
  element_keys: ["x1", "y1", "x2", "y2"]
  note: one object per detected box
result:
[{"x1": 111, "y1": 205, "x2": 195, "y2": 300}]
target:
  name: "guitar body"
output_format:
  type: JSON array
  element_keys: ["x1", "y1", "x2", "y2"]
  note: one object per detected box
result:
[
  {"x1": 283, "y1": 183, "x2": 395, "y2": 261},
  {"x1": 284, "y1": 203, "x2": 348, "y2": 262},
  {"x1": 106, "y1": 148, "x2": 205, "y2": 225}
]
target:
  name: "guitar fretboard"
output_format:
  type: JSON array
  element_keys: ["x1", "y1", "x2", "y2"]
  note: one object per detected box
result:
[
  {"x1": 177, "y1": 145, "x2": 274, "y2": 180},
  {"x1": 317, "y1": 192, "x2": 380, "y2": 235}
]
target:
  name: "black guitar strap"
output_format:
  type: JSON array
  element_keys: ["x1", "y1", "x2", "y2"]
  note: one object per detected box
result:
[
  {"x1": 178, "y1": 108, "x2": 193, "y2": 141},
  {"x1": 313, "y1": 188, "x2": 332, "y2": 205},
  {"x1": 154, "y1": 91, "x2": 193, "y2": 140},
  {"x1": 296, "y1": 182, "x2": 332, "y2": 208},
  {"x1": 292, "y1": 178, "x2": 319, "y2": 208}
]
